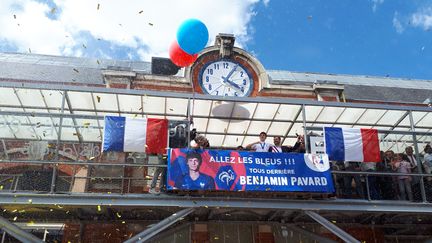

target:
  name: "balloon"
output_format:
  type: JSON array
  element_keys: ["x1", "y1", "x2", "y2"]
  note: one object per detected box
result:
[
  {"x1": 169, "y1": 41, "x2": 198, "y2": 67},
  {"x1": 176, "y1": 18, "x2": 209, "y2": 55}
]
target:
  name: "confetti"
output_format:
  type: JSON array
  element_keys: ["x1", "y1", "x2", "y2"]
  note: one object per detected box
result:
[
  {"x1": 121, "y1": 221, "x2": 126, "y2": 224},
  {"x1": 0, "y1": 185, "x2": 3, "y2": 190},
  {"x1": 28, "y1": 48, "x2": 31, "y2": 53},
  {"x1": 28, "y1": 199, "x2": 32, "y2": 204},
  {"x1": 96, "y1": 96, "x2": 101, "y2": 103},
  {"x1": 138, "y1": 10, "x2": 143, "y2": 14},
  {"x1": 13, "y1": 216, "x2": 17, "y2": 221},
  {"x1": 97, "y1": 60, "x2": 100, "y2": 64},
  {"x1": 148, "y1": 23, "x2": 153, "y2": 26},
  {"x1": 73, "y1": 68, "x2": 79, "y2": 73},
  {"x1": 50, "y1": 7, "x2": 56, "y2": 14},
  {"x1": 97, "y1": 3, "x2": 100, "y2": 10},
  {"x1": 82, "y1": 44, "x2": 87, "y2": 49},
  {"x1": 116, "y1": 212, "x2": 122, "y2": 218},
  {"x1": 13, "y1": 14, "x2": 16, "y2": 19},
  {"x1": 97, "y1": 205, "x2": 101, "y2": 211}
]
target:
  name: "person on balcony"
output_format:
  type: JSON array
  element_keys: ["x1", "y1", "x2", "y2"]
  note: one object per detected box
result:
[
  {"x1": 392, "y1": 153, "x2": 413, "y2": 201},
  {"x1": 423, "y1": 144, "x2": 432, "y2": 181},
  {"x1": 377, "y1": 150, "x2": 397, "y2": 200},
  {"x1": 149, "y1": 154, "x2": 166, "y2": 195},
  {"x1": 246, "y1": 132, "x2": 272, "y2": 152},
  {"x1": 269, "y1": 136, "x2": 290, "y2": 153}
]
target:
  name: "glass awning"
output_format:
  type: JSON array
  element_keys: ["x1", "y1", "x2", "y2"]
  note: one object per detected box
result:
[{"x1": 0, "y1": 83, "x2": 431, "y2": 152}]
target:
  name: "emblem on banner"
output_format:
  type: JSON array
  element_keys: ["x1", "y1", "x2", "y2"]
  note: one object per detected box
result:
[
  {"x1": 216, "y1": 165, "x2": 237, "y2": 190},
  {"x1": 304, "y1": 154, "x2": 330, "y2": 172}
]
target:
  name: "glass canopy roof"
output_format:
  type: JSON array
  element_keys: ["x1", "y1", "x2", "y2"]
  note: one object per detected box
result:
[{"x1": 0, "y1": 83, "x2": 431, "y2": 153}]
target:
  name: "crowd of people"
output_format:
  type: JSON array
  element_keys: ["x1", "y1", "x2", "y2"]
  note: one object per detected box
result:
[{"x1": 333, "y1": 144, "x2": 432, "y2": 201}]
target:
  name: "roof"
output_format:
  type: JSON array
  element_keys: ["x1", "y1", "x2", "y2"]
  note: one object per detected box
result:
[
  {"x1": 0, "y1": 52, "x2": 151, "y2": 84},
  {"x1": 267, "y1": 70, "x2": 432, "y2": 104}
]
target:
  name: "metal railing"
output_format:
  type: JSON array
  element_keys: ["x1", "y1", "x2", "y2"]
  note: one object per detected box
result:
[{"x1": 1, "y1": 161, "x2": 431, "y2": 203}]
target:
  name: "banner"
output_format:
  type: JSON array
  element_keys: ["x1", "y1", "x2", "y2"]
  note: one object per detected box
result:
[{"x1": 167, "y1": 149, "x2": 334, "y2": 193}]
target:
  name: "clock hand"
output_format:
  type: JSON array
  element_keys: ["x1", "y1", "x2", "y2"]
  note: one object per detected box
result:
[
  {"x1": 224, "y1": 64, "x2": 239, "y2": 81},
  {"x1": 225, "y1": 79, "x2": 242, "y2": 91}
]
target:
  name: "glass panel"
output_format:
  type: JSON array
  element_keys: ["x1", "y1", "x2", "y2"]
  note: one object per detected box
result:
[
  {"x1": 267, "y1": 122, "x2": 292, "y2": 137},
  {"x1": 315, "y1": 106, "x2": 345, "y2": 123},
  {"x1": 227, "y1": 120, "x2": 250, "y2": 134},
  {"x1": 166, "y1": 98, "x2": 188, "y2": 116},
  {"x1": 253, "y1": 103, "x2": 278, "y2": 119},
  {"x1": 142, "y1": 96, "x2": 165, "y2": 114},
  {"x1": 74, "y1": 119, "x2": 102, "y2": 142},
  {"x1": 416, "y1": 112, "x2": 432, "y2": 128},
  {"x1": 206, "y1": 119, "x2": 229, "y2": 133},
  {"x1": 304, "y1": 105, "x2": 323, "y2": 121},
  {"x1": 117, "y1": 94, "x2": 142, "y2": 113},
  {"x1": 15, "y1": 88, "x2": 45, "y2": 107},
  {"x1": 337, "y1": 108, "x2": 366, "y2": 123},
  {"x1": 356, "y1": 109, "x2": 386, "y2": 125},
  {"x1": 211, "y1": 101, "x2": 234, "y2": 118},
  {"x1": 377, "y1": 110, "x2": 406, "y2": 126},
  {"x1": 223, "y1": 135, "x2": 244, "y2": 148},
  {"x1": 242, "y1": 136, "x2": 257, "y2": 146},
  {"x1": 205, "y1": 134, "x2": 224, "y2": 147},
  {"x1": 282, "y1": 137, "x2": 298, "y2": 147},
  {"x1": 232, "y1": 102, "x2": 256, "y2": 119},
  {"x1": 67, "y1": 91, "x2": 94, "y2": 110},
  {"x1": 41, "y1": 90, "x2": 68, "y2": 111},
  {"x1": 288, "y1": 123, "x2": 304, "y2": 137},
  {"x1": 274, "y1": 104, "x2": 301, "y2": 121},
  {"x1": 246, "y1": 121, "x2": 271, "y2": 135},
  {"x1": 192, "y1": 99, "x2": 212, "y2": 116},
  {"x1": 27, "y1": 116, "x2": 59, "y2": 140},
  {"x1": 93, "y1": 93, "x2": 118, "y2": 111},
  {"x1": 0, "y1": 87, "x2": 20, "y2": 106},
  {"x1": 59, "y1": 118, "x2": 80, "y2": 142},
  {"x1": 192, "y1": 117, "x2": 207, "y2": 132}
]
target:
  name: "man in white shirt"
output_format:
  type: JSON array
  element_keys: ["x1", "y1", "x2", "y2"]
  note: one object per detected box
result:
[{"x1": 246, "y1": 132, "x2": 272, "y2": 152}]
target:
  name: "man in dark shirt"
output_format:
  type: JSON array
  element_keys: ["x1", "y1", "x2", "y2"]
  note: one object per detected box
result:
[{"x1": 174, "y1": 152, "x2": 215, "y2": 190}]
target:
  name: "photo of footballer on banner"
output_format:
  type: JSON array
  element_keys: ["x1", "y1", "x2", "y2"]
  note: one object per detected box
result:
[{"x1": 167, "y1": 148, "x2": 334, "y2": 192}]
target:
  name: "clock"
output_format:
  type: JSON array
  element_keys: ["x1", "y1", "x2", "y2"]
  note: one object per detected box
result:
[
  {"x1": 188, "y1": 34, "x2": 267, "y2": 97},
  {"x1": 198, "y1": 59, "x2": 253, "y2": 97}
]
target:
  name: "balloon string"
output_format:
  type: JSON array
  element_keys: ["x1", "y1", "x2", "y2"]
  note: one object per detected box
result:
[{"x1": 190, "y1": 71, "x2": 195, "y2": 128}]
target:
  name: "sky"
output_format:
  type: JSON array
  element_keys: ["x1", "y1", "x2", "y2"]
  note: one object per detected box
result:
[{"x1": 0, "y1": 0, "x2": 431, "y2": 80}]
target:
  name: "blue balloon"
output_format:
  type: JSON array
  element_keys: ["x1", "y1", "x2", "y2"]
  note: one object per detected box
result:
[{"x1": 176, "y1": 19, "x2": 209, "y2": 55}]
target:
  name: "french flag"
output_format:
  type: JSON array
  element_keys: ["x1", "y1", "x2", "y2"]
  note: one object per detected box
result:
[
  {"x1": 102, "y1": 116, "x2": 168, "y2": 154},
  {"x1": 324, "y1": 127, "x2": 380, "y2": 162}
]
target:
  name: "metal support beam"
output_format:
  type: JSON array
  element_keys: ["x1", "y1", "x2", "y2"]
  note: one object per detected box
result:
[
  {"x1": 284, "y1": 225, "x2": 338, "y2": 243},
  {"x1": 0, "y1": 215, "x2": 44, "y2": 243},
  {"x1": 409, "y1": 110, "x2": 427, "y2": 202},
  {"x1": 304, "y1": 211, "x2": 360, "y2": 243},
  {"x1": 123, "y1": 208, "x2": 194, "y2": 243}
]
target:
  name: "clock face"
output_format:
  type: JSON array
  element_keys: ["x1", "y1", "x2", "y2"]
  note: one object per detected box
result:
[{"x1": 198, "y1": 60, "x2": 254, "y2": 97}]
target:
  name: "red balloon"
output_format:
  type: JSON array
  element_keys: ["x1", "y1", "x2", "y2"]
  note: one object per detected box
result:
[{"x1": 169, "y1": 41, "x2": 197, "y2": 67}]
